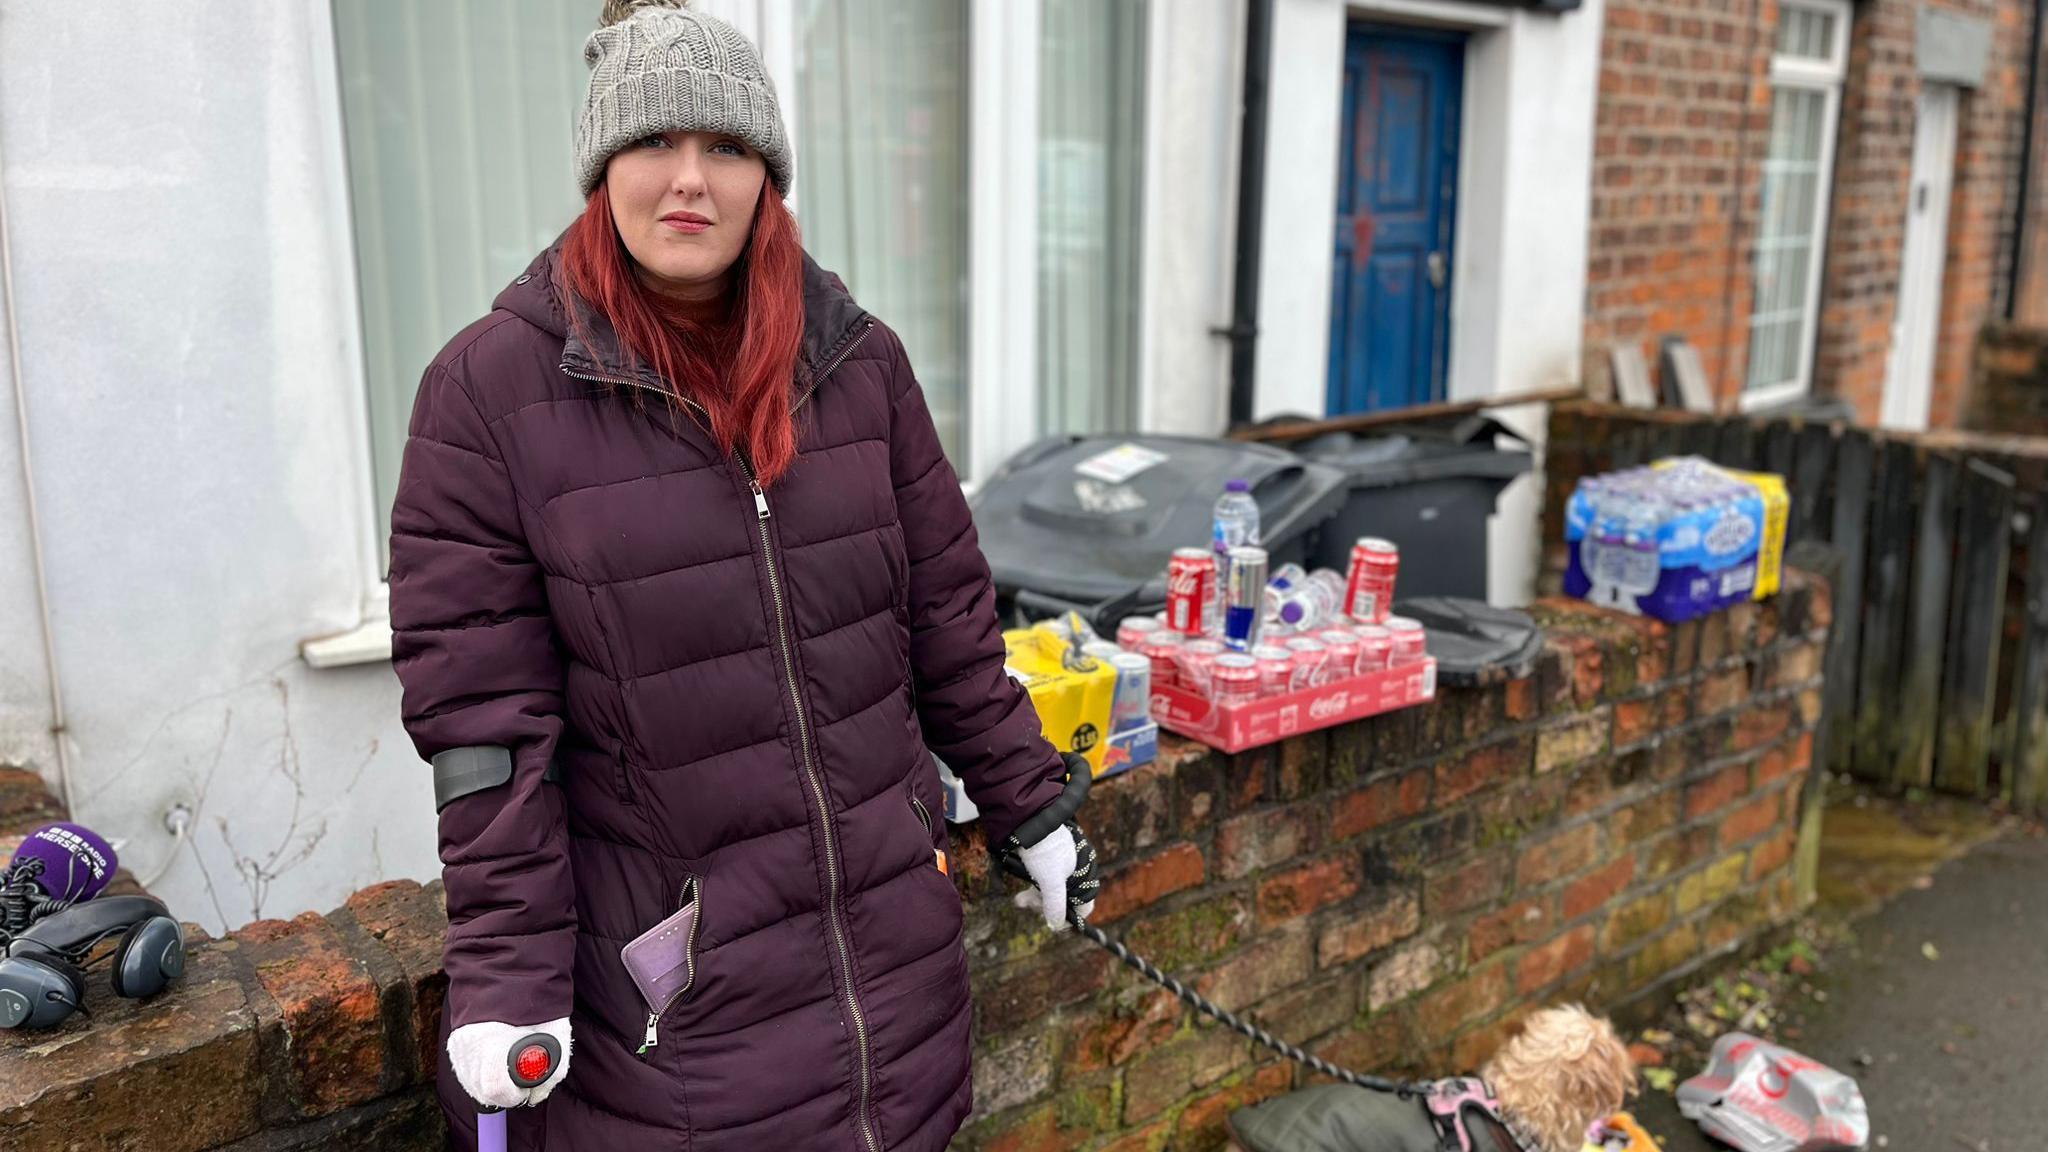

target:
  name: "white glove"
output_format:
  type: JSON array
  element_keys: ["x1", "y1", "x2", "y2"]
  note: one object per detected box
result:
[
  {"x1": 1011, "y1": 824, "x2": 1098, "y2": 931},
  {"x1": 447, "y1": 1017, "x2": 573, "y2": 1109}
]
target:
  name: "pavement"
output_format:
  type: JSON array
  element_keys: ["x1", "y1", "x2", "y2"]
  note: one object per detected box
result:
[{"x1": 1632, "y1": 831, "x2": 2048, "y2": 1152}]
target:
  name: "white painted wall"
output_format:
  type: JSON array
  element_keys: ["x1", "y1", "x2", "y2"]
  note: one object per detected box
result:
[
  {"x1": 0, "y1": 1, "x2": 433, "y2": 934},
  {"x1": 1231, "y1": 0, "x2": 1604, "y2": 603}
]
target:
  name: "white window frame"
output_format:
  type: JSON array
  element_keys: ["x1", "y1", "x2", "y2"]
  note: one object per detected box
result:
[
  {"x1": 1741, "y1": 0, "x2": 1850, "y2": 412},
  {"x1": 303, "y1": 0, "x2": 1151, "y2": 666}
]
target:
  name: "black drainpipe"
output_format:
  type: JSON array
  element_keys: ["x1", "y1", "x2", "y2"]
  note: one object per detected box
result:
[
  {"x1": 1222, "y1": 0, "x2": 1277, "y2": 429},
  {"x1": 2009, "y1": 0, "x2": 2046, "y2": 319}
]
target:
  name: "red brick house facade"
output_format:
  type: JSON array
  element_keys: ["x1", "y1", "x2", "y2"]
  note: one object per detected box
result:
[{"x1": 1583, "y1": 0, "x2": 2038, "y2": 428}]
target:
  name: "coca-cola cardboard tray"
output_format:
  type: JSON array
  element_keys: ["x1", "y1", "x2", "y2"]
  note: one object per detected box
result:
[{"x1": 1152, "y1": 659, "x2": 1437, "y2": 754}]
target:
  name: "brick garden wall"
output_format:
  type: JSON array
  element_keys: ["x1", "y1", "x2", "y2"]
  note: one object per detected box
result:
[
  {"x1": 1968, "y1": 322, "x2": 2048, "y2": 435},
  {"x1": 0, "y1": 590, "x2": 1831, "y2": 1151},
  {"x1": 1584, "y1": 0, "x2": 2035, "y2": 425}
]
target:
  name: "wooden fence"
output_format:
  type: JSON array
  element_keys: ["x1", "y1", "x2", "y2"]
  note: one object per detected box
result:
[{"x1": 1544, "y1": 403, "x2": 2048, "y2": 815}]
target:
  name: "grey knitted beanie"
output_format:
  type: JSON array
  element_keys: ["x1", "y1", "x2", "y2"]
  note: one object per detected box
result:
[{"x1": 575, "y1": 0, "x2": 793, "y2": 197}]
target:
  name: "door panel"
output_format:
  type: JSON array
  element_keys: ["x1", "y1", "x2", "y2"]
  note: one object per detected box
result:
[
  {"x1": 1327, "y1": 25, "x2": 1463, "y2": 415},
  {"x1": 1882, "y1": 84, "x2": 1957, "y2": 431}
]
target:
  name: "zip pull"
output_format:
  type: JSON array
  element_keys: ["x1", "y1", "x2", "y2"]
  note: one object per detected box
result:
[
  {"x1": 751, "y1": 480, "x2": 770, "y2": 520},
  {"x1": 637, "y1": 1012, "x2": 659, "y2": 1056}
]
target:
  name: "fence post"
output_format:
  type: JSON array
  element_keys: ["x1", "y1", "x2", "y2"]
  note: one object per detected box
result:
[
  {"x1": 1823, "y1": 432, "x2": 1875, "y2": 778},
  {"x1": 1900, "y1": 453, "x2": 1957, "y2": 789},
  {"x1": 2007, "y1": 502, "x2": 2048, "y2": 814},
  {"x1": 1936, "y1": 460, "x2": 2017, "y2": 797}
]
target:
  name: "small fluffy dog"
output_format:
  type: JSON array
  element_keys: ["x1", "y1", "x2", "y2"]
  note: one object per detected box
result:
[{"x1": 1227, "y1": 1005, "x2": 1638, "y2": 1152}]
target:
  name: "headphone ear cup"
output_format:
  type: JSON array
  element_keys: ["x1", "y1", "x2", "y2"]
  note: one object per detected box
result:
[
  {"x1": 0, "y1": 951, "x2": 87, "y2": 1029},
  {"x1": 110, "y1": 916, "x2": 184, "y2": 999}
]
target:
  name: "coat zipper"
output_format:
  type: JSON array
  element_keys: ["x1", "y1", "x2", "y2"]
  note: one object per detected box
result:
[
  {"x1": 565, "y1": 320, "x2": 881, "y2": 1147},
  {"x1": 737, "y1": 449, "x2": 881, "y2": 1152},
  {"x1": 636, "y1": 875, "x2": 701, "y2": 1058}
]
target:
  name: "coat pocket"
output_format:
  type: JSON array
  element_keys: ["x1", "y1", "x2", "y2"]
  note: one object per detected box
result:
[{"x1": 620, "y1": 874, "x2": 700, "y2": 1059}]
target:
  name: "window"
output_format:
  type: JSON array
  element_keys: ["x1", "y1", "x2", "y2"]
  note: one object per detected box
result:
[
  {"x1": 1037, "y1": 0, "x2": 1147, "y2": 436},
  {"x1": 1744, "y1": 0, "x2": 1848, "y2": 405},
  {"x1": 332, "y1": 1, "x2": 591, "y2": 553},
  {"x1": 791, "y1": 1, "x2": 972, "y2": 464}
]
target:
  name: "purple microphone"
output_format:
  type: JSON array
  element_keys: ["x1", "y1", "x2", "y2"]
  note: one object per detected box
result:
[{"x1": 8, "y1": 822, "x2": 117, "y2": 912}]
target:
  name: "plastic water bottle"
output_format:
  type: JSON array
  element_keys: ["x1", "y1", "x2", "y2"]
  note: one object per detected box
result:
[
  {"x1": 1268, "y1": 569, "x2": 1348, "y2": 634},
  {"x1": 1211, "y1": 480, "x2": 1261, "y2": 631}
]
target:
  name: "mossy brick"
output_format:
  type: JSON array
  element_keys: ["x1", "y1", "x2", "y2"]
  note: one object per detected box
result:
[
  {"x1": 1612, "y1": 791, "x2": 1680, "y2": 847},
  {"x1": 1600, "y1": 889, "x2": 1673, "y2": 954},
  {"x1": 1412, "y1": 960, "x2": 1511, "y2": 1039},
  {"x1": 1092, "y1": 842, "x2": 1207, "y2": 925},
  {"x1": 1626, "y1": 921, "x2": 1703, "y2": 986},
  {"x1": 1434, "y1": 734, "x2": 1534, "y2": 806},
  {"x1": 1717, "y1": 791, "x2": 1782, "y2": 850},
  {"x1": 1749, "y1": 826, "x2": 1798, "y2": 881},
  {"x1": 1121, "y1": 1024, "x2": 1251, "y2": 1122},
  {"x1": 1732, "y1": 702, "x2": 1793, "y2": 753},
  {"x1": 1614, "y1": 695, "x2": 1660, "y2": 749},
  {"x1": 1171, "y1": 1063, "x2": 1294, "y2": 1152},
  {"x1": 1473, "y1": 775, "x2": 1567, "y2": 849},
  {"x1": 1515, "y1": 822, "x2": 1603, "y2": 889},
  {"x1": 1312, "y1": 1010, "x2": 1429, "y2": 1083},
  {"x1": 1563, "y1": 855, "x2": 1637, "y2": 921},
  {"x1": 1193, "y1": 925, "x2": 1313, "y2": 1011},
  {"x1": 1217, "y1": 802, "x2": 1322, "y2": 878},
  {"x1": 1516, "y1": 924, "x2": 1597, "y2": 996},
  {"x1": 1676, "y1": 853, "x2": 1749, "y2": 915},
  {"x1": 1505, "y1": 675, "x2": 1538, "y2": 721},
  {"x1": 1164, "y1": 741, "x2": 1226, "y2": 831},
  {"x1": 1367, "y1": 932, "x2": 1449, "y2": 1010},
  {"x1": 1252, "y1": 973, "x2": 1359, "y2": 1055},
  {"x1": 1364, "y1": 809, "x2": 1477, "y2": 885},
  {"x1": 1089, "y1": 756, "x2": 1175, "y2": 861},
  {"x1": 1095, "y1": 1119, "x2": 1174, "y2": 1152},
  {"x1": 1684, "y1": 761, "x2": 1751, "y2": 819},
  {"x1": 1667, "y1": 619, "x2": 1702, "y2": 675},
  {"x1": 1537, "y1": 642, "x2": 1578, "y2": 713},
  {"x1": 1317, "y1": 890, "x2": 1422, "y2": 968},
  {"x1": 1724, "y1": 602, "x2": 1759, "y2": 653},
  {"x1": 1469, "y1": 899, "x2": 1553, "y2": 961},
  {"x1": 1059, "y1": 986, "x2": 1181, "y2": 1073},
  {"x1": 1697, "y1": 610, "x2": 1734, "y2": 667},
  {"x1": 966, "y1": 1100, "x2": 1092, "y2": 1152},
  {"x1": 974, "y1": 1028, "x2": 1056, "y2": 1114},
  {"x1": 1704, "y1": 889, "x2": 1771, "y2": 953},
  {"x1": 1536, "y1": 707, "x2": 1612, "y2": 774},
  {"x1": 1424, "y1": 853, "x2": 1508, "y2": 917},
  {"x1": 1641, "y1": 825, "x2": 1718, "y2": 882},
  {"x1": 1330, "y1": 767, "x2": 1430, "y2": 842},
  {"x1": 1225, "y1": 743, "x2": 1277, "y2": 811},
  {"x1": 343, "y1": 879, "x2": 448, "y2": 1089},
  {"x1": 1275, "y1": 730, "x2": 1331, "y2": 800},
  {"x1": 1122, "y1": 889, "x2": 1253, "y2": 973},
  {"x1": 1257, "y1": 854, "x2": 1361, "y2": 925},
  {"x1": 973, "y1": 940, "x2": 1114, "y2": 1035},
  {"x1": 1368, "y1": 707, "x2": 1421, "y2": 763},
  {"x1": 1765, "y1": 642, "x2": 1823, "y2": 690},
  {"x1": 1327, "y1": 721, "x2": 1372, "y2": 789},
  {"x1": 1696, "y1": 664, "x2": 1750, "y2": 717},
  {"x1": 1563, "y1": 747, "x2": 1656, "y2": 819}
]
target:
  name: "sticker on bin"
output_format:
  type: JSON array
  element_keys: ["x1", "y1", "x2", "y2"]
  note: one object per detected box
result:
[{"x1": 1072, "y1": 442, "x2": 1170, "y2": 485}]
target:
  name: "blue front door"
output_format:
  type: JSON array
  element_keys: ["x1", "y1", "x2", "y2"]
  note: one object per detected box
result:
[{"x1": 1327, "y1": 24, "x2": 1463, "y2": 414}]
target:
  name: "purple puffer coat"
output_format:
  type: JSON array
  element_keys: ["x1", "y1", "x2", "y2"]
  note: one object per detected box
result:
[{"x1": 388, "y1": 241, "x2": 1067, "y2": 1150}]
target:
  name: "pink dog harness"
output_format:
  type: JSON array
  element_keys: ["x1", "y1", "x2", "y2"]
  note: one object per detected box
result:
[{"x1": 1422, "y1": 1078, "x2": 1513, "y2": 1152}]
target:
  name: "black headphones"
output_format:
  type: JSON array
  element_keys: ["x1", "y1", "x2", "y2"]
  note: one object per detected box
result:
[{"x1": 0, "y1": 895, "x2": 186, "y2": 1029}]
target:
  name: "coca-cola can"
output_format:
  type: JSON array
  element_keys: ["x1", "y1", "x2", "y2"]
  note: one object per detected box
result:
[
  {"x1": 1315, "y1": 628, "x2": 1363, "y2": 679},
  {"x1": 1166, "y1": 548, "x2": 1217, "y2": 635},
  {"x1": 1138, "y1": 632, "x2": 1187, "y2": 692},
  {"x1": 1384, "y1": 617, "x2": 1427, "y2": 666},
  {"x1": 1116, "y1": 615, "x2": 1163, "y2": 651},
  {"x1": 1676, "y1": 1033, "x2": 1870, "y2": 1152},
  {"x1": 1282, "y1": 636, "x2": 1330, "y2": 689},
  {"x1": 1209, "y1": 654, "x2": 1261, "y2": 706},
  {"x1": 1345, "y1": 537, "x2": 1400, "y2": 624},
  {"x1": 1250, "y1": 645, "x2": 1296, "y2": 696},
  {"x1": 1352, "y1": 624, "x2": 1393, "y2": 673},
  {"x1": 1179, "y1": 638, "x2": 1228, "y2": 694}
]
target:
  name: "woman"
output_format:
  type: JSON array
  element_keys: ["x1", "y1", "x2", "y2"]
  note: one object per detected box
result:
[{"x1": 388, "y1": 3, "x2": 1097, "y2": 1148}]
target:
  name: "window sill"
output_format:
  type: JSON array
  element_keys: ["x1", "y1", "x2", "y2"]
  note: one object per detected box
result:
[{"x1": 300, "y1": 613, "x2": 393, "y2": 669}]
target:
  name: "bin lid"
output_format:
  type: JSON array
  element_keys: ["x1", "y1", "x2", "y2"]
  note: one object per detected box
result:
[
  {"x1": 973, "y1": 435, "x2": 1352, "y2": 607},
  {"x1": 1295, "y1": 415, "x2": 1533, "y2": 490},
  {"x1": 1396, "y1": 596, "x2": 1545, "y2": 685}
]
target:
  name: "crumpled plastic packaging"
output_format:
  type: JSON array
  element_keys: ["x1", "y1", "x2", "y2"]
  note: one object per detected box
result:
[{"x1": 1676, "y1": 1033, "x2": 1870, "y2": 1152}]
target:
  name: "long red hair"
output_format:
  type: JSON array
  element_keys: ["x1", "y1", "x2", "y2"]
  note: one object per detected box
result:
[{"x1": 560, "y1": 182, "x2": 806, "y2": 485}]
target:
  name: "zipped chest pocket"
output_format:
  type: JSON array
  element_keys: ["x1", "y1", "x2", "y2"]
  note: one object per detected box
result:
[{"x1": 621, "y1": 875, "x2": 700, "y2": 1057}]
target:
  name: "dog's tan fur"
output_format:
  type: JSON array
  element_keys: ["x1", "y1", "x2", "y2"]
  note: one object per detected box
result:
[{"x1": 1480, "y1": 1005, "x2": 1637, "y2": 1152}]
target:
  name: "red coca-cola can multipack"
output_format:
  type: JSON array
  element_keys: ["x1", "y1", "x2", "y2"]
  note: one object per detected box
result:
[
  {"x1": 1345, "y1": 537, "x2": 1399, "y2": 624},
  {"x1": 1117, "y1": 615, "x2": 1163, "y2": 651},
  {"x1": 1166, "y1": 547, "x2": 1217, "y2": 635},
  {"x1": 1138, "y1": 632, "x2": 1187, "y2": 692},
  {"x1": 1250, "y1": 645, "x2": 1295, "y2": 696}
]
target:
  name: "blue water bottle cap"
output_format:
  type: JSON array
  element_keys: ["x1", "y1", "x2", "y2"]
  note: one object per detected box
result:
[{"x1": 1225, "y1": 478, "x2": 1249, "y2": 493}]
